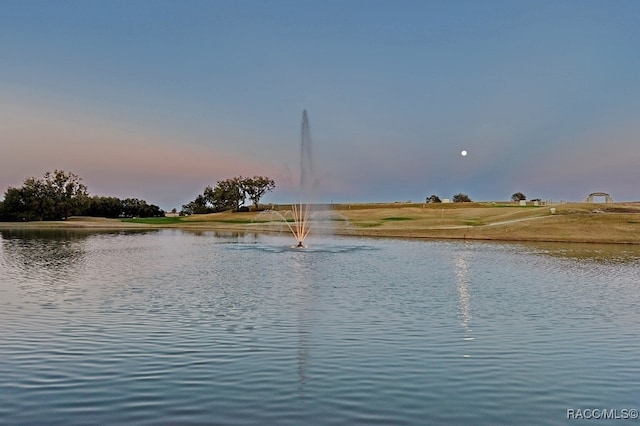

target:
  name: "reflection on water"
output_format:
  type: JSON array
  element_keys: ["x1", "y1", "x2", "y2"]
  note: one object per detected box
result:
[
  {"x1": 522, "y1": 240, "x2": 640, "y2": 263},
  {"x1": 1, "y1": 230, "x2": 89, "y2": 273},
  {"x1": 1, "y1": 230, "x2": 90, "y2": 309},
  {"x1": 455, "y1": 244, "x2": 473, "y2": 357},
  {"x1": 1, "y1": 230, "x2": 639, "y2": 425},
  {"x1": 290, "y1": 252, "x2": 313, "y2": 395}
]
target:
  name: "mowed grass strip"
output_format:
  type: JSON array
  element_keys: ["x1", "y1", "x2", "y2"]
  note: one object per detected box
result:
[
  {"x1": 64, "y1": 201, "x2": 640, "y2": 244},
  {"x1": 121, "y1": 217, "x2": 184, "y2": 225}
]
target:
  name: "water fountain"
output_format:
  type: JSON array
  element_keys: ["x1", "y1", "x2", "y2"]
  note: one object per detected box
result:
[
  {"x1": 293, "y1": 110, "x2": 314, "y2": 247},
  {"x1": 263, "y1": 110, "x2": 315, "y2": 248}
]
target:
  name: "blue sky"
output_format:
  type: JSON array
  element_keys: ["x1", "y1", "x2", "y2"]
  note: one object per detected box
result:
[{"x1": 2, "y1": 0, "x2": 639, "y2": 209}]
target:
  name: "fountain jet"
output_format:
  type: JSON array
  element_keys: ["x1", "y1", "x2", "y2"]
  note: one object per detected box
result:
[
  {"x1": 259, "y1": 110, "x2": 316, "y2": 247},
  {"x1": 290, "y1": 110, "x2": 314, "y2": 248}
]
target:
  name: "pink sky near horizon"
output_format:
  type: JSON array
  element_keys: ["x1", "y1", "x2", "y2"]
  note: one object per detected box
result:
[
  {"x1": 2, "y1": 1, "x2": 640, "y2": 208},
  {"x1": 3, "y1": 88, "x2": 640, "y2": 209},
  {"x1": 0, "y1": 91, "x2": 295, "y2": 209}
]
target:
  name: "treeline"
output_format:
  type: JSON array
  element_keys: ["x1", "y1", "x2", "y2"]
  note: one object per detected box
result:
[
  {"x1": 0, "y1": 170, "x2": 164, "y2": 221},
  {"x1": 425, "y1": 192, "x2": 536, "y2": 203},
  {"x1": 83, "y1": 196, "x2": 164, "y2": 219},
  {"x1": 425, "y1": 193, "x2": 473, "y2": 203},
  {"x1": 182, "y1": 176, "x2": 275, "y2": 215}
]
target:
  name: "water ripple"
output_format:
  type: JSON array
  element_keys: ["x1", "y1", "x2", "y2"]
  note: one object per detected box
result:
[{"x1": 1, "y1": 232, "x2": 639, "y2": 424}]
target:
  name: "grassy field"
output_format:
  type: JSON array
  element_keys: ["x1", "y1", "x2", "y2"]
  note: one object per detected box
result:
[
  {"x1": 121, "y1": 216, "x2": 184, "y2": 225},
  {"x1": 2, "y1": 202, "x2": 640, "y2": 244},
  {"x1": 177, "y1": 201, "x2": 640, "y2": 244}
]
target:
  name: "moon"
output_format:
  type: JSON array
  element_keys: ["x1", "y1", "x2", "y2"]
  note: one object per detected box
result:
[{"x1": 461, "y1": 150, "x2": 468, "y2": 157}]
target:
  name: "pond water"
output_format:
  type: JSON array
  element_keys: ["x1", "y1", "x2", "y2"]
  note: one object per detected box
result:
[{"x1": 1, "y1": 229, "x2": 639, "y2": 425}]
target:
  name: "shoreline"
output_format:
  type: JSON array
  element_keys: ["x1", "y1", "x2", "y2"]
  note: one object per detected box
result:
[{"x1": 2, "y1": 202, "x2": 640, "y2": 245}]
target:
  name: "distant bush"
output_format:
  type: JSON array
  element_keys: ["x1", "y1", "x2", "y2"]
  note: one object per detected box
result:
[
  {"x1": 511, "y1": 192, "x2": 526, "y2": 202},
  {"x1": 453, "y1": 193, "x2": 472, "y2": 203}
]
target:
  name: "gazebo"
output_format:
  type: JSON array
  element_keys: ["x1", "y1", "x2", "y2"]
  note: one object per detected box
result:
[{"x1": 586, "y1": 192, "x2": 613, "y2": 203}]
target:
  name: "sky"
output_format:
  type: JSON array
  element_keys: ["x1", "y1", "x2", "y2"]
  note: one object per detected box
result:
[{"x1": 1, "y1": 0, "x2": 639, "y2": 210}]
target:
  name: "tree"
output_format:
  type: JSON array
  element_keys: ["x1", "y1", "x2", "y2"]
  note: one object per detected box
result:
[
  {"x1": 121, "y1": 198, "x2": 164, "y2": 218},
  {"x1": 184, "y1": 175, "x2": 276, "y2": 215},
  {"x1": 511, "y1": 192, "x2": 526, "y2": 202},
  {"x1": 1, "y1": 170, "x2": 165, "y2": 221},
  {"x1": 181, "y1": 194, "x2": 211, "y2": 215},
  {"x1": 1, "y1": 186, "x2": 33, "y2": 221},
  {"x1": 43, "y1": 170, "x2": 89, "y2": 220},
  {"x1": 453, "y1": 193, "x2": 472, "y2": 203},
  {"x1": 0, "y1": 170, "x2": 87, "y2": 221},
  {"x1": 206, "y1": 178, "x2": 245, "y2": 211},
  {"x1": 426, "y1": 194, "x2": 441, "y2": 203},
  {"x1": 18, "y1": 177, "x2": 50, "y2": 220},
  {"x1": 243, "y1": 176, "x2": 275, "y2": 209},
  {"x1": 83, "y1": 196, "x2": 123, "y2": 218}
]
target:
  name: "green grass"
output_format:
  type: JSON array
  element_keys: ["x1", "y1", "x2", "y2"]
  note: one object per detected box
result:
[
  {"x1": 382, "y1": 217, "x2": 414, "y2": 221},
  {"x1": 491, "y1": 204, "x2": 543, "y2": 208},
  {"x1": 121, "y1": 217, "x2": 184, "y2": 224},
  {"x1": 353, "y1": 222, "x2": 383, "y2": 228},
  {"x1": 211, "y1": 219, "x2": 270, "y2": 224}
]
